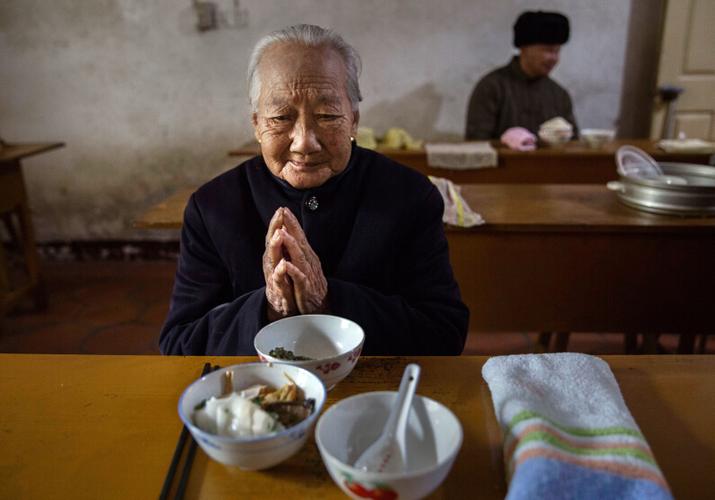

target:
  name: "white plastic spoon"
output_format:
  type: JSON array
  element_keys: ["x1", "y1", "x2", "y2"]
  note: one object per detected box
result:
[{"x1": 353, "y1": 363, "x2": 421, "y2": 473}]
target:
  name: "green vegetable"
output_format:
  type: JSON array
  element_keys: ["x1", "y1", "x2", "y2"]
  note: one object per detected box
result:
[{"x1": 268, "y1": 347, "x2": 313, "y2": 361}]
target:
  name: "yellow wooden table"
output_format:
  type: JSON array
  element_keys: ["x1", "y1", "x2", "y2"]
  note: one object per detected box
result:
[
  {"x1": 0, "y1": 354, "x2": 713, "y2": 499},
  {"x1": 228, "y1": 139, "x2": 713, "y2": 184},
  {"x1": 0, "y1": 142, "x2": 64, "y2": 315}
]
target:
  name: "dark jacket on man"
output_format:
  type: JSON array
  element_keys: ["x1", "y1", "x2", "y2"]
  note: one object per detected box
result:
[
  {"x1": 465, "y1": 56, "x2": 578, "y2": 140},
  {"x1": 160, "y1": 145, "x2": 469, "y2": 356}
]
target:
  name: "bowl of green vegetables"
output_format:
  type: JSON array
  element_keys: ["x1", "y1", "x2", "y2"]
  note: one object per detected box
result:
[{"x1": 254, "y1": 314, "x2": 365, "y2": 390}]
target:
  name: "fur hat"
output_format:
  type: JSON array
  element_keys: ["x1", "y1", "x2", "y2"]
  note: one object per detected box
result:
[{"x1": 513, "y1": 11, "x2": 570, "y2": 47}]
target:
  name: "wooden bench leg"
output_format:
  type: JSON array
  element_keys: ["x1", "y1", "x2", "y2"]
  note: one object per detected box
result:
[
  {"x1": 677, "y1": 333, "x2": 697, "y2": 354},
  {"x1": 696, "y1": 334, "x2": 709, "y2": 354},
  {"x1": 641, "y1": 333, "x2": 659, "y2": 354},
  {"x1": 536, "y1": 332, "x2": 552, "y2": 353},
  {"x1": 624, "y1": 333, "x2": 639, "y2": 354},
  {"x1": 535, "y1": 332, "x2": 570, "y2": 353},
  {"x1": 553, "y1": 332, "x2": 570, "y2": 352}
]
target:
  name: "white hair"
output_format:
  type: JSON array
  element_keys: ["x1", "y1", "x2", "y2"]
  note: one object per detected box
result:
[{"x1": 247, "y1": 24, "x2": 362, "y2": 112}]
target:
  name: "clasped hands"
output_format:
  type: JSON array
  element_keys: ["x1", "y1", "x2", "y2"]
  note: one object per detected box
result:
[{"x1": 263, "y1": 207, "x2": 328, "y2": 321}]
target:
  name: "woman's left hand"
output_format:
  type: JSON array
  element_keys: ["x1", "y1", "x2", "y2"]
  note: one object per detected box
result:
[
  {"x1": 277, "y1": 208, "x2": 329, "y2": 314},
  {"x1": 263, "y1": 208, "x2": 298, "y2": 320}
]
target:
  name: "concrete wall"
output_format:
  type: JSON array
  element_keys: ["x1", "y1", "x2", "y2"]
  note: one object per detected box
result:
[{"x1": 1, "y1": 0, "x2": 634, "y2": 241}]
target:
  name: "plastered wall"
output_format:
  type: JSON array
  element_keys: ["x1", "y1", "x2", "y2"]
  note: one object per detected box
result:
[{"x1": 0, "y1": 0, "x2": 632, "y2": 241}]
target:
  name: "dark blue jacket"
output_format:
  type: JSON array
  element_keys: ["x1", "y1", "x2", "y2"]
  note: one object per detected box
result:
[{"x1": 159, "y1": 145, "x2": 468, "y2": 356}]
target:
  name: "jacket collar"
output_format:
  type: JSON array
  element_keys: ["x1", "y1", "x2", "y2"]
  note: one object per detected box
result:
[{"x1": 509, "y1": 55, "x2": 541, "y2": 82}]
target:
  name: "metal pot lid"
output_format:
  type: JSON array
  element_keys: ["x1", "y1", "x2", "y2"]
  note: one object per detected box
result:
[
  {"x1": 607, "y1": 161, "x2": 715, "y2": 216},
  {"x1": 616, "y1": 145, "x2": 664, "y2": 178}
]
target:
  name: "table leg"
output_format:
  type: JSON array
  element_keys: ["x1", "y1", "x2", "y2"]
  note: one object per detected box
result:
[
  {"x1": 0, "y1": 242, "x2": 9, "y2": 294},
  {"x1": 2, "y1": 213, "x2": 20, "y2": 250},
  {"x1": 0, "y1": 240, "x2": 12, "y2": 318},
  {"x1": 17, "y1": 165, "x2": 46, "y2": 310}
]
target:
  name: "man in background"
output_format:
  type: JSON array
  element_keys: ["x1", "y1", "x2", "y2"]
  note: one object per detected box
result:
[{"x1": 465, "y1": 11, "x2": 578, "y2": 148}]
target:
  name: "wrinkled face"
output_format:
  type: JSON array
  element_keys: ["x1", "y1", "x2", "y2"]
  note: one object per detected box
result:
[
  {"x1": 519, "y1": 44, "x2": 561, "y2": 78},
  {"x1": 252, "y1": 42, "x2": 359, "y2": 189}
]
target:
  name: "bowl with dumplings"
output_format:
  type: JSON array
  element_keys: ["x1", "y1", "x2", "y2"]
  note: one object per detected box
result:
[{"x1": 178, "y1": 362, "x2": 326, "y2": 469}]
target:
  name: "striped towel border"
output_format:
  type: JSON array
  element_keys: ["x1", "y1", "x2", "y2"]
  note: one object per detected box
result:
[{"x1": 503, "y1": 410, "x2": 669, "y2": 491}]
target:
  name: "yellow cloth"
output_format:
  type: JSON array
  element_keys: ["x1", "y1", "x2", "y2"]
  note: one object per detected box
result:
[
  {"x1": 356, "y1": 127, "x2": 377, "y2": 149},
  {"x1": 379, "y1": 128, "x2": 423, "y2": 150}
]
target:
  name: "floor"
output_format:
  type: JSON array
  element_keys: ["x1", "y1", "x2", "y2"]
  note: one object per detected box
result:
[{"x1": 1, "y1": 261, "x2": 712, "y2": 355}]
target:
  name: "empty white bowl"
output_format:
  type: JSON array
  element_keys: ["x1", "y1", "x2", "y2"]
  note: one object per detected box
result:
[
  {"x1": 315, "y1": 391, "x2": 463, "y2": 500},
  {"x1": 254, "y1": 314, "x2": 365, "y2": 390},
  {"x1": 581, "y1": 128, "x2": 615, "y2": 148},
  {"x1": 178, "y1": 362, "x2": 326, "y2": 470}
]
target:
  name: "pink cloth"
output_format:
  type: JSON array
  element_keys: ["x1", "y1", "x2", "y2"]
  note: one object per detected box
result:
[{"x1": 500, "y1": 127, "x2": 537, "y2": 151}]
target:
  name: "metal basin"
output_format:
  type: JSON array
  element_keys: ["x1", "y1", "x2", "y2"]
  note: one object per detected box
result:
[{"x1": 607, "y1": 162, "x2": 715, "y2": 216}]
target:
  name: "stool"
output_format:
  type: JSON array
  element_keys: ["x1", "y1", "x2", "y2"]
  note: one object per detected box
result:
[{"x1": 0, "y1": 159, "x2": 47, "y2": 316}]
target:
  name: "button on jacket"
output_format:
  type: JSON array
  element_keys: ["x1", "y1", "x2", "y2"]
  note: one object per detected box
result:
[{"x1": 160, "y1": 145, "x2": 469, "y2": 356}]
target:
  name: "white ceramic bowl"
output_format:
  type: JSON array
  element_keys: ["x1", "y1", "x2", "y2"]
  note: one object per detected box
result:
[
  {"x1": 315, "y1": 392, "x2": 463, "y2": 500},
  {"x1": 254, "y1": 314, "x2": 365, "y2": 390},
  {"x1": 538, "y1": 128, "x2": 573, "y2": 146},
  {"x1": 581, "y1": 128, "x2": 615, "y2": 148},
  {"x1": 178, "y1": 362, "x2": 326, "y2": 470}
]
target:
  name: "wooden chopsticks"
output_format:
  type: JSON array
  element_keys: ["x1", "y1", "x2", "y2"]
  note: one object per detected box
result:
[{"x1": 159, "y1": 362, "x2": 218, "y2": 500}]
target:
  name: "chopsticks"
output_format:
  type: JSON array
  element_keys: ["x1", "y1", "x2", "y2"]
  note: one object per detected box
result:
[{"x1": 159, "y1": 362, "x2": 217, "y2": 500}]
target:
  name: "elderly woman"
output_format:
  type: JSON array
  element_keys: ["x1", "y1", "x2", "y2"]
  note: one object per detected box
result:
[{"x1": 160, "y1": 24, "x2": 468, "y2": 356}]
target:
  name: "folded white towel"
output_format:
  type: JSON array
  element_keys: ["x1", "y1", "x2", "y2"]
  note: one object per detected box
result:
[
  {"x1": 425, "y1": 142, "x2": 498, "y2": 169},
  {"x1": 482, "y1": 353, "x2": 672, "y2": 500},
  {"x1": 657, "y1": 138, "x2": 715, "y2": 154}
]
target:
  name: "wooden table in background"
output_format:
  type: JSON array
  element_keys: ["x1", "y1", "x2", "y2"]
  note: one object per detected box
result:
[
  {"x1": 451, "y1": 184, "x2": 715, "y2": 351},
  {"x1": 133, "y1": 184, "x2": 715, "y2": 350},
  {"x1": 229, "y1": 139, "x2": 713, "y2": 184},
  {"x1": 133, "y1": 187, "x2": 194, "y2": 229},
  {"x1": 0, "y1": 354, "x2": 713, "y2": 499},
  {"x1": 0, "y1": 142, "x2": 64, "y2": 315}
]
